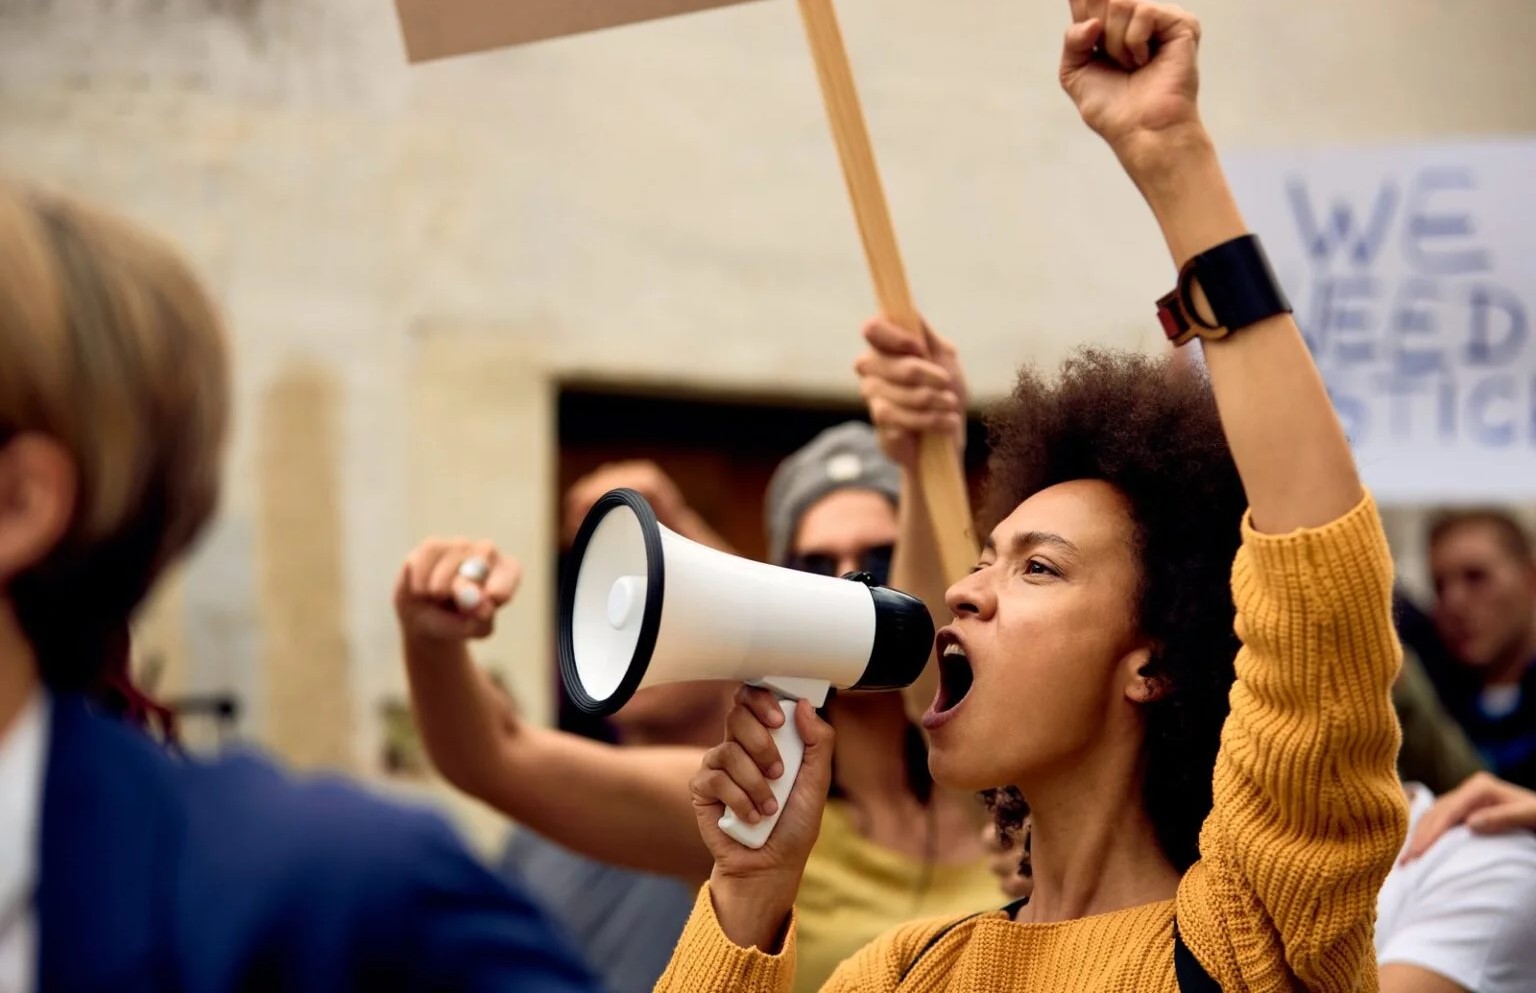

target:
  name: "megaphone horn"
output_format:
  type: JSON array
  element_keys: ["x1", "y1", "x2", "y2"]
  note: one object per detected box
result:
[{"x1": 558, "y1": 488, "x2": 934, "y2": 849}]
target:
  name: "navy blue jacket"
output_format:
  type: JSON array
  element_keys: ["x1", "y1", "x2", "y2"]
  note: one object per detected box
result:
[{"x1": 36, "y1": 695, "x2": 599, "y2": 992}]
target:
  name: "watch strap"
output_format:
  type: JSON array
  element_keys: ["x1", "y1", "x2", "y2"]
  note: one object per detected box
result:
[{"x1": 1157, "y1": 234, "x2": 1292, "y2": 346}]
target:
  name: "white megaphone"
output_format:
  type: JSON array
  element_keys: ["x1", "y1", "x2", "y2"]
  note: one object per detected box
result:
[{"x1": 559, "y1": 488, "x2": 934, "y2": 849}]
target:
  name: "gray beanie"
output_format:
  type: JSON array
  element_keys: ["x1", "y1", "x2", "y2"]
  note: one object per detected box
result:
[{"x1": 765, "y1": 422, "x2": 901, "y2": 565}]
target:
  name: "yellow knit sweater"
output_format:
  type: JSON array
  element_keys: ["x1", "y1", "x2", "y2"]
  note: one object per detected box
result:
[
  {"x1": 656, "y1": 494, "x2": 1409, "y2": 992},
  {"x1": 793, "y1": 801, "x2": 1003, "y2": 993}
]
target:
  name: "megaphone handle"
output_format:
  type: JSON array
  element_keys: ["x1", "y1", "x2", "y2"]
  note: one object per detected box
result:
[{"x1": 717, "y1": 698, "x2": 804, "y2": 850}]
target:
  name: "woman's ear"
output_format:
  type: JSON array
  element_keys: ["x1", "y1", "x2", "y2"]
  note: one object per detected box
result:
[
  {"x1": 0, "y1": 434, "x2": 77, "y2": 585},
  {"x1": 1124, "y1": 645, "x2": 1170, "y2": 705}
]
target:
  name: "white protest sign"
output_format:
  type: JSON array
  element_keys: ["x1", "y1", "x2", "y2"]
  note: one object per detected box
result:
[{"x1": 1226, "y1": 140, "x2": 1536, "y2": 504}]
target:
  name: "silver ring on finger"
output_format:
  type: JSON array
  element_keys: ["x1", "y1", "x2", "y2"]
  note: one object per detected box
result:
[{"x1": 458, "y1": 556, "x2": 490, "y2": 584}]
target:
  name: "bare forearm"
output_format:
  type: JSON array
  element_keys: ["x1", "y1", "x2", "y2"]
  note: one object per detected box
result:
[
  {"x1": 1139, "y1": 133, "x2": 1362, "y2": 533},
  {"x1": 891, "y1": 467, "x2": 946, "y2": 724},
  {"x1": 403, "y1": 638, "x2": 712, "y2": 880},
  {"x1": 485, "y1": 733, "x2": 714, "y2": 881},
  {"x1": 403, "y1": 635, "x2": 515, "y2": 795}
]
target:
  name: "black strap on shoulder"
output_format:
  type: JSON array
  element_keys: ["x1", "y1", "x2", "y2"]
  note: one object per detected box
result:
[
  {"x1": 1174, "y1": 920, "x2": 1221, "y2": 993},
  {"x1": 897, "y1": 912, "x2": 982, "y2": 984},
  {"x1": 898, "y1": 897, "x2": 1028, "y2": 985}
]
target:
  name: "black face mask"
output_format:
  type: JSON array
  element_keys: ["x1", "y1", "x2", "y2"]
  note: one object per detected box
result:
[{"x1": 784, "y1": 543, "x2": 895, "y2": 587}]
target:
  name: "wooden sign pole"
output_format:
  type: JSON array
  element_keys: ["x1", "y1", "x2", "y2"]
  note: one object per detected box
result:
[{"x1": 795, "y1": 0, "x2": 978, "y2": 581}]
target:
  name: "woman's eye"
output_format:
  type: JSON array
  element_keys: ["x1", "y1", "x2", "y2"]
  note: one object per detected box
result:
[
  {"x1": 1023, "y1": 559, "x2": 1058, "y2": 577},
  {"x1": 972, "y1": 554, "x2": 1009, "y2": 575}
]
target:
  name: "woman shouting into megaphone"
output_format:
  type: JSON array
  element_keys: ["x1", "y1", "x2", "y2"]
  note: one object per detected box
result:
[{"x1": 661, "y1": 3, "x2": 1408, "y2": 991}]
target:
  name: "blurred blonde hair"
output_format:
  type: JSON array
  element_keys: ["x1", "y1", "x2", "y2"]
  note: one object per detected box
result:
[{"x1": 0, "y1": 178, "x2": 229, "y2": 691}]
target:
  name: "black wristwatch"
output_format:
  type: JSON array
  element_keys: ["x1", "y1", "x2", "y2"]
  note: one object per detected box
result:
[{"x1": 1156, "y1": 234, "x2": 1292, "y2": 347}]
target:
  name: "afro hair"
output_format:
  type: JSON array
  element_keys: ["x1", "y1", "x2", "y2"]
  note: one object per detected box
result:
[{"x1": 978, "y1": 348, "x2": 1248, "y2": 872}]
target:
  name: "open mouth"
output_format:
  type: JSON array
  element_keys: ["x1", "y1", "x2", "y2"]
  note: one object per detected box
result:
[{"x1": 932, "y1": 631, "x2": 974, "y2": 714}]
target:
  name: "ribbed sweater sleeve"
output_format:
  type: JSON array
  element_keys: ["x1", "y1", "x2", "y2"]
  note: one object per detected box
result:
[{"x1": 1178, "y1": 492, "x2": 1410, "y2": 992}]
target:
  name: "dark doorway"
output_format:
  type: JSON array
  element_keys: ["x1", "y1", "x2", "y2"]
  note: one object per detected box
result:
[{"x1": 557, "y1": 385, "x2": 990, "y2": 562}]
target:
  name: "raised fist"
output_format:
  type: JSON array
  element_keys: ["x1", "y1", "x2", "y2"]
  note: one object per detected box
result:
[
  {"x1": 1060, "y1": 0, "x2": 1205, "y2": 177},
  {"x1": 395, "y1": 538, "x2": 521, "y2": 645}
]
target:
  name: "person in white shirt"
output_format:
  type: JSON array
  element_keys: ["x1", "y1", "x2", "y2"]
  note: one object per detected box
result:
[{"x1": 1376, "y1": 781, "x2": 1536, "y2": 993}]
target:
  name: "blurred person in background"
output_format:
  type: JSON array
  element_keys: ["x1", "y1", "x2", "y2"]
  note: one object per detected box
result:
[
  {"x1": 1428, "y1": 510, "x2": 1536, "y2": 787},
  {"x1": 402, "y1": 426, "x2": 1001, "y2": 993},
  {"x1": 0, "y1": 177, "x2": 596, "y2": 993},
  {"x1": 1376, "y1": 772, "x2": 1536, "y2": 993},
  {"x1": 1392, "y1": 591, "x2": 1485, "y2": 793}
]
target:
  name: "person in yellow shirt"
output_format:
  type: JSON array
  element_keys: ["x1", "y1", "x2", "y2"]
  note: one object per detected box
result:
[{"x1": 657, "y1": 2, "x2": 1408, "y2": 990}]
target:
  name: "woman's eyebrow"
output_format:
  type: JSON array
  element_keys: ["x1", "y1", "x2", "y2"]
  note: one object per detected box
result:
[{"x1": 982, "y1": 531, "x2": 1081, "y2": 557}]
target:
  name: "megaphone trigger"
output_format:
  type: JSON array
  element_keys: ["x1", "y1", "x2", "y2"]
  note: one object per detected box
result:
[{"x1": 715, "y1": 676, "x2": 831, "y2": 850}]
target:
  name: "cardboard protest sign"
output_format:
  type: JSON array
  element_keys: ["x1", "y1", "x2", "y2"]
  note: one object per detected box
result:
[{"x1": 394, "y1": 0, "x2": 767, "y2": 62}]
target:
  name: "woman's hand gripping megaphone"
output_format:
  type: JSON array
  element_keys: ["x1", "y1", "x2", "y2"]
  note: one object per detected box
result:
[{"x1": 691, "y1": 684, "x2": 835, "y2": 936}]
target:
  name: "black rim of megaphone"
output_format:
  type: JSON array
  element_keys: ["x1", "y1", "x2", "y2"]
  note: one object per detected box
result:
[{"x1": 557, "y1": 488, "x2": 666, "y2": 717}]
